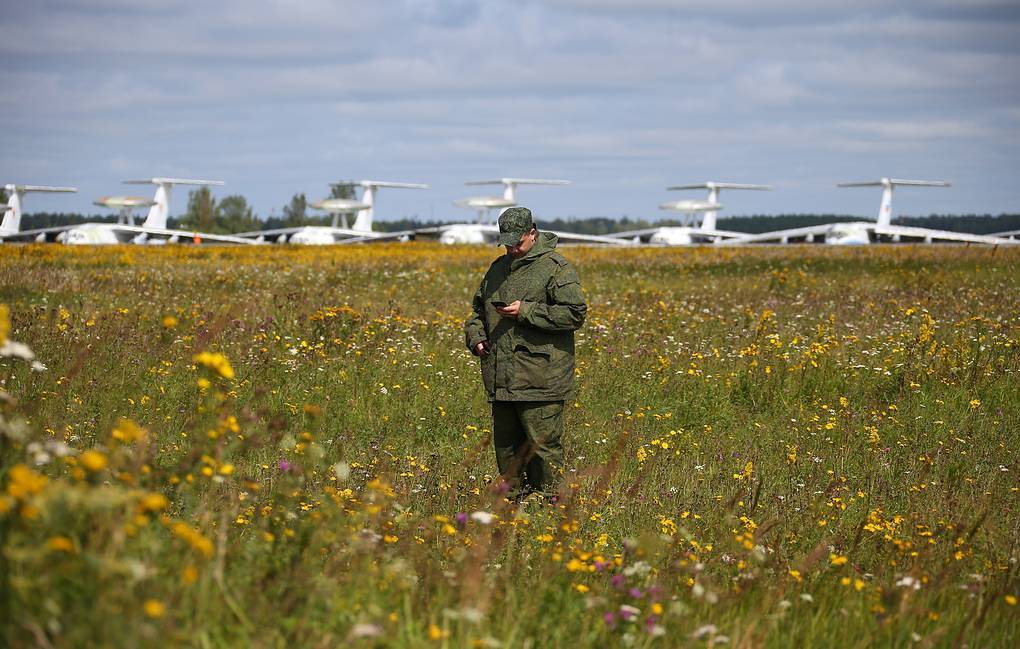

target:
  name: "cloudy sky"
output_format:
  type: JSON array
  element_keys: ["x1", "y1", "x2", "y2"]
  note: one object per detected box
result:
[{"x1": 2, "y1": 0, "x2": 1019, "y2": 222}]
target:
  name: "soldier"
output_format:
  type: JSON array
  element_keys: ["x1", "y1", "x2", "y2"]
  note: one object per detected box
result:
[{"x1": 464, "y1": 206, "x2": 587, "y2": 502}]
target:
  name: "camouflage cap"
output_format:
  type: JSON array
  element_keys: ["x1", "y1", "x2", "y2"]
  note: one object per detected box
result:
[{"x1": 497, "y1": 206, "x2": 535, "y2": 246}]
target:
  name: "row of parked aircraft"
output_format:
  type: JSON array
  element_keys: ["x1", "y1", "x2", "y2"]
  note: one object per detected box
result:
[{"x1": 2, "y1": 176, "x2": 1017, "y2": 246}]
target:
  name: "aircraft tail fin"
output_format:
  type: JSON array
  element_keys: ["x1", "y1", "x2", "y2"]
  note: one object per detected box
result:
[
  {"x1": 666, "y1": 182, "x2": 771, "y2": 231},
  {"x1": 124, "y1": 178, "x2": 224, "y2": 230},
  {"x1": 464, "y1": 178, "x2": 570, "y2": 205},
  {"x1": 343, "y1": 180, "x2": 428, "y2": 232},
  {"x1": 838, "y1": 178, "x2": 949, "y2": 227},
  {"x1": 1, "y1": 184, "x2": 77, "y2": 235}
]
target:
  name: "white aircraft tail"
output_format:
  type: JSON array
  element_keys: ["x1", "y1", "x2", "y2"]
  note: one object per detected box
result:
[
  {"x1": 334, "y1": 180, "x2": 429, "y2": 232},
  {"x1": 666, "y1": 182, "x2": 771, "y2": 231},
  {"x1": 1, "y1": 184, "x2": 77, "y2": 236},
  {"x1": 122, "y1": 178, "x2": 225, "y2": 230},
  {"x1": 465, "y1": 178, "x2": 570, "y2": 205},
  {"x1": 838, "y1": 178, "x2": 950, "y2": 228}
]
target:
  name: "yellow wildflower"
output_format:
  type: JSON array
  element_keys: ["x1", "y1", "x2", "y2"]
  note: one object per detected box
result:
[
  {"x1": 143, "y1": 599, "x2": 166, "y2": 618},
  {"x1": 80, "y1": 450, "x2": 108, "y2": 472},
  {"x1": 112, "y1": 418, "x2": 147, "y2": 444},
  {"x1": 46, "y1": 536, "x2": 75, "y2": 553},
  {"x1": 733, "y1": 461, "x2": 753, "y2": 481},
  {"x1": 171, "y1": 522, "x2": 214, "y2": 558},
  {"x1": 7, "y1": 464, "x2": 48, "y2": 498},
  {"x1": 0, "y1": 303, "x2": 9, "y2": 343},
  {"x1": 428, "y1": 624, "x2": 448, "y2": 640},
  {"x1": 139, "y1": 492, "x2": 169, "y2": 512},
  {"x1": 192, "y1": 351, "x2": 235, "y2": 379},
  {"x1": 162, "y1": 315, "x2": 178, "y2": 329}
]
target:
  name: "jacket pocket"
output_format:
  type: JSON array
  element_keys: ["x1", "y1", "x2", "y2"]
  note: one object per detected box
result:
[
  {"x1": 512, "y1": 340, "x2": 552, "y2": 391},
  {"x1": 480, "y1": 351, "x2": 496, "y2": 395}
]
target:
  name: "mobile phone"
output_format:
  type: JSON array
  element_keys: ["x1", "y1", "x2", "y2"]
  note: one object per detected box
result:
[{"x1": 491, "y1": 300, "x2": 508, "y2": 308}]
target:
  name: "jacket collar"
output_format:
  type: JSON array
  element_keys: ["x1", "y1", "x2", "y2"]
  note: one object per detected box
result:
[{"x1": 508, "y1": 231, "x2": 558, "y2": 270}]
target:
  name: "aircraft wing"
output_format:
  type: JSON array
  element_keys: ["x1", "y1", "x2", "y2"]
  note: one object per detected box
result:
[
  {"x1": 546, "y1": 230, "x2": 634, "y2": 246},
  {"x1": 413, "y1": 224, "x2": 628, "y2": 246},
  {"x1": 711, "y1": 228, "x2": 751, "y2": 238},
  {"x1": 234, "y1": 226, "x2": 413, "y2": 243},
  {"x1": 607, "y1": 227, "x2": 747, "y2": 243},
  {"x1": 718, "y1": 223, "x2": 871, "y2": 245},
  {"x1": 990, "y1": 229, "x2": 1020, "y2": 239},
  {"x1": 873, "y1": 225, "x2": 1018, "y2": 245},
  {"x1": 0, "y1": 225, "x2": 77, "y2": 242},
  {"x1": 606, "y1": 228, "x2": 663, "y2": 239},
  {"x1": 106, "y1": 225, "x2": 261, "y2": 245},
  {"x1": 234, "y1": 227, "x2": 305, "y2": 238},
  {"x1": 411, "y1": 225, "x2": 453, "y2": 235},
  {"x1": 333, "y1": 230, "x2": 415, "y2": 243}
]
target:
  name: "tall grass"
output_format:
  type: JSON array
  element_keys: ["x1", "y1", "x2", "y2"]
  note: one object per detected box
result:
[{"x1": 0, "y1": 243, "x2": 1017, "y2": 648}]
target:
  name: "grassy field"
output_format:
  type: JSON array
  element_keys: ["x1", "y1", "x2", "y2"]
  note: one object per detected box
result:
[{"x1": 1, "y1": 243, "x2": 1018, "y2": 648}]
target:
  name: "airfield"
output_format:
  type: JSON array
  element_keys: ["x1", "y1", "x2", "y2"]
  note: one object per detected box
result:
[
  {"x1": 1, "y1": 242, "x2": 1017, "y2": 647},
  {"x1": 5, "y1": 176, "x2": 1019, "y2": 247}
]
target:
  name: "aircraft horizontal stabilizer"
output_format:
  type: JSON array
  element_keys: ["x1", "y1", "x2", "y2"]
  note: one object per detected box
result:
[
  {"x1": 347, "y1": 181, "x2": 430, "y2": 189},
  {"x1": 667, "y1": 183, "x2": 771, "y2": 191},
  {"x1": 838, "y1": 179, "x2": 950, "y2": 187},
  {"x1": 122, "y1": 178, "x2": 225, "y2": 186},
  {"x1": 4, "y1": 184, "x2": 78, "y2": 193},
  {"x1": 465, "y1": 178, "x2": 570, "y2": 186}
]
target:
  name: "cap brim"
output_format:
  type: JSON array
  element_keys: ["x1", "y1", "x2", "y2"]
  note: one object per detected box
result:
[{"x1": 497, "y1": 231, "x2": 524, "y2": 246}]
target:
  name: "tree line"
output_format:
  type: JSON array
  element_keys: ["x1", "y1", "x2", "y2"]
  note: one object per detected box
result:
[{"x1": 8, "y1": 187, "x2": 1020, "y2": 235}]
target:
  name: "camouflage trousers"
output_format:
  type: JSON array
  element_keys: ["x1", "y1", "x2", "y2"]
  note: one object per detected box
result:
[{"x1": 491, "y1": 400, "x2": 565, "y2": 499}]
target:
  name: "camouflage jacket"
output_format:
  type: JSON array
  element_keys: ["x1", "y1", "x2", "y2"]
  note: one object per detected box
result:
[{"x1": 464, "y1": 232, "x2": 587, "y2": 401}]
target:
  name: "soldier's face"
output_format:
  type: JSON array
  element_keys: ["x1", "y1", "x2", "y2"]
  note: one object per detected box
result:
[{"x1": 506, "y1": 228, "x2": 537, "y2": 258}]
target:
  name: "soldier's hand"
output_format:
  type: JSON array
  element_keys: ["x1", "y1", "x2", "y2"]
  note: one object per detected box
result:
[
  {"x1": 475, "y1": 341, "x2": 491, "y2": 357},
  {"x1": 496, "y1": 300, "x2": 522, "y2": 319}
]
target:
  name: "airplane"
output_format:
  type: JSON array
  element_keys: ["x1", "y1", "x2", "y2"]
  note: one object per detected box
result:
[
  {"x1": 4, "y1": 178, "x2": 258, "y2": 245},
  {"x1": 1, "y1": 184, "x2": 78, "y2": 242},
  {"x1": 416, "y1": 178, "x2": 630, "y2": 246},
  {"x1": 607, "y1": 182, "x2": 772, "y2": 245},
  {"x1": 722, "y1": 179, "x2": 1017, "y2": 246},
  {"x1": 236, "y1": 180, "x2": 427, "y2": 244}
]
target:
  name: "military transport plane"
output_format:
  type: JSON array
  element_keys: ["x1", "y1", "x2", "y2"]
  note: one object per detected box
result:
[
  {"x1": 4, "y1": 178, "x2": 256, "y2": 245},
  {"x1": 236, "y1": 180, "x2": 427, "y2": 244},
  {"x1": 608, "y1": 182, "x2": 772, "y2": 245},
  {"x1": 722, "y1": 179, "x2": 1016, "y2": 246},
  {"x1": 1, "y1": 184, "x2": 78, "y2": 242},
  {"x1": 416, "y1": 178, "x2": 629, "y2": 246}
]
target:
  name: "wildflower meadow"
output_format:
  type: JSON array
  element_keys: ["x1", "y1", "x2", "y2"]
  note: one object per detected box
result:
[{"x1": 0, "y1": 243, "x2": 1017, "y2": 648}]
